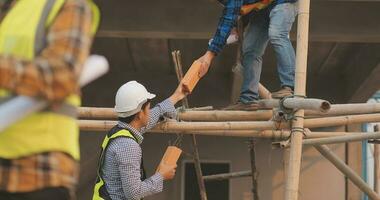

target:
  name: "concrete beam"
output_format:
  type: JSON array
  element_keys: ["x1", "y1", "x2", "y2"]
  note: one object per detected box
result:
[
  {"x1": 350, "y1": 62, "x2": 380, "y2": 102},
  {"x1": 95, "y1": 1, "x2": 380, "y2": 42},
  {"x1": 343, "y1": 43, "x2": 380, "y2": 102}
]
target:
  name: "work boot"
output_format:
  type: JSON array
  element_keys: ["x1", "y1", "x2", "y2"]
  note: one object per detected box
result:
[
  {"x1": 271, "y1": 86, "x2": 294, "y2": 99},
  {"x1": 223, "y1": 101, "x2": 259, "y2": 111}
]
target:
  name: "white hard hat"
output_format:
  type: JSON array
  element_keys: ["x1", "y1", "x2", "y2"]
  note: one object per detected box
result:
[{"x1": 114, "y1": 81, "x2": 156, "y2": 117}]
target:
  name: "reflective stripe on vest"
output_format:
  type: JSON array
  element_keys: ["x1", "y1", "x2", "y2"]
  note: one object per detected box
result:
[
  {"x1": 0, "y1": 0, "x2": 100, "y2": 160},
  {"x1": 93, "y1": 127, "x2": 137, "y2": 200}
]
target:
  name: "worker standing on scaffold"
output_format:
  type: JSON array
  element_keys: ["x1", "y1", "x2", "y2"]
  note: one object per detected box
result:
[
  {"x1": 197, "y1": 0, "x2": 298, "y2": 110},
  {"x1": 93, "y1": 81, "x2": 188, "y2": 200}
]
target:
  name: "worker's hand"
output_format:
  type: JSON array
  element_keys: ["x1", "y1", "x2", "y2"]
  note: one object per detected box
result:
[
  {"x1": 157, "y1": 163, "x2": 177, "y2": 180},
  {"x1": 198, "y1": 51, "x2": 215, "y2": 78},
  {"x1": 169, "y1": 83, "x2": 189, "y2": 105}
]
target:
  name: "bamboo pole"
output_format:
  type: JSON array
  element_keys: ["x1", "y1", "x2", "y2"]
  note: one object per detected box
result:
[
  {"x1": 258, "y1": 98, "x2": 331, "y2": 112},
  {"x1": 172, "y1": 50, "x2": 208, "y2": 200},
  {"x1": 191, "y1": 136, "x2": 208, "y2": 200},
  {"x1": 180, "y1": 110, "x2": 273, "y2": 121},
  {"x1": 78, "y1": 103, "x2": 380, "y2": 121},
  {"x1": 304, "y1": 113, "x2": 380, "y2": 128},
  {"x1": 158, "y1": 113, "x2": 380, "y2": 131},
  {"x1": 302, "y1": 132, "x2": 380, "y2": 146},
  {"x1": 78, "y1": 107, "x2": 273, "y2": 121},
  {"x1": 307, "y1": 103, "x2": 380, "y2": 117},
  {"x1": 172, "y1": 51, "x2": 189, "y2": 108},
  {"x1": 375, "y1": 142, "x2": 380, "y2": 194},
  {"x1": 285, "y1": 0, "x2": 311, "y2": 197},
  {"x1": 249, "y1": 140, "x2": 259, "y2": 200},
  {"x1": 374, "y1": 125, "x2": 380, "y2": 194},
  {"x1": 203, "y1": 170, "x2": 252, "y2": 181},
  {"x1": 79, "y1": 120, "x2": 362, "y2": 140},
  {"x1": 315, "y1": 145, "x2": 380, "y2": 200},
  {"x1": 79, "y1": 113, "x2": 380, "y2": 132},
  {"x1": 258, "y1": 83, "x2": 272, "y2": 99}
]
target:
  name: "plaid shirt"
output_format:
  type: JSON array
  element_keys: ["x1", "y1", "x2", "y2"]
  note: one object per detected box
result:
[
  {"x1": 208, "y1": 0, "x2": 295, "y2": 54},
  {"x1": 0, "y1": 0, "x2": 93, "y2": 102},
  {"x1": 0, "y1": 0, "x2": 93, "y2": 194},
  {"x1": 102, "y1": 99, "x2": 176, "y2": 200}
]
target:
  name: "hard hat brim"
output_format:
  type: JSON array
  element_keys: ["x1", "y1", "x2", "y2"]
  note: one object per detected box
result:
[{"x1": 147, "y1": 93, "x2": 156, "y2": 100}]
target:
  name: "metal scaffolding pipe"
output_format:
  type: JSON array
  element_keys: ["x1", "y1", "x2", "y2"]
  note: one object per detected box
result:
[{"x1": 315, "y1": 145, "x2": 380, "y2": 200}]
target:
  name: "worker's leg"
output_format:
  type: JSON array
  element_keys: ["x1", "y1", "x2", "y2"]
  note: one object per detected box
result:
[
  {"x1": 0, "y1": 187, "x2": 71, "y2": 200},
  {"x1": 268, "y1": 3, "x2": 297, "y2": 92},
  {"x1": 240, "y1": 10, "x2": 270, "y2": 103}
]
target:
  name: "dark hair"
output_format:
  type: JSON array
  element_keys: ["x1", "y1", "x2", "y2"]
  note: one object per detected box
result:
[{"x1": 118, "y1": 100, "x2": 151, "y2": 124}]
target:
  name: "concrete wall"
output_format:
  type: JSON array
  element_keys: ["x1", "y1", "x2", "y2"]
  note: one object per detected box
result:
[{"x1": 78, "y1": 132, "x2": 347, "y2": 200}]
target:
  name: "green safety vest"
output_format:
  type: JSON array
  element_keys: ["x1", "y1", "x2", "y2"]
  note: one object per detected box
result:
[
  {"x1": 0, "y1": 0, "x2": 99, "y2": 160},
  {"x1": 93, "y1": 126, "x2": 146, "y2": 200}
]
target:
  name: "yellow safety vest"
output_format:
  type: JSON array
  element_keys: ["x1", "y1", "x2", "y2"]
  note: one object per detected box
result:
[
  {"x1": 0, "y1": 0, "x2": 99, "y2": 160},
  {"x1": 93, "y1": 127, "x2": 143, "y2": 200}
]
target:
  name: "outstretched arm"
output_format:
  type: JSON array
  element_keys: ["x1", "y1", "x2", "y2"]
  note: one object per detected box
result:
[
  {"x1": 198, "y1": 0, "x2": 243, "y2": 77},
  {"x1": 141, "y1": 84, "x2": 188, "y2": 132}
]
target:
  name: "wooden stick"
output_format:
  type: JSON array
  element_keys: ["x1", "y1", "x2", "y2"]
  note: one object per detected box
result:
[
  {"x1": 203, "y1": 170, "x2": 252, "y2": 181},
  {"x1": 172, "y1": 51, "x2": 189, "y2": 108},
  {"x1": 315, "y1": 145, "x2": 380, "y2": 200},
  {"x1": 249, "y1": 140, "x2": 259, "y2": 200},
  {"x1": 259, "y1": 98, "x2": 331, "y2": 112},
  {"x1": 285, "y1": 0, "x2": 311, "y2": 197},
  {"x1": 172, "y1": 50, "x2": 208, "y2": 200}
]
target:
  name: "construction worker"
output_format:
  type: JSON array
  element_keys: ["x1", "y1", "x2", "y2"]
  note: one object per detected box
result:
[
  {"x1": 93, "y1": 81, "x2": 188, "y2": 200},
  {"x1": 197, "y1": 0, "x2": 298, "y2": 110},
  {"x1": 0, "y1": 0, "x2": 99, "y2": 199}
]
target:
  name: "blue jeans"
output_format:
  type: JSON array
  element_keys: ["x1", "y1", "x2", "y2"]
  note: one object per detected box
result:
[{"x1": 239, "y1": 3, "x2": 298, "y2": 103}]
